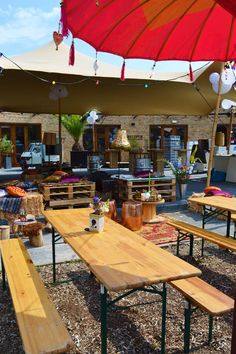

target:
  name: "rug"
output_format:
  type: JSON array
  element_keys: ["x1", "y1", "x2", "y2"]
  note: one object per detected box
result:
[{"x1": 136, "y1": 215, "x2": 178, "y2": 245}]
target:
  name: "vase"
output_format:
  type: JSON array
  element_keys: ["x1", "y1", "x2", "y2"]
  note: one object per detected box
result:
[
  {"x1": 89, "y1": 213, "x2": 105, "y2": 233},
  {"x1": 178, "y1": 183, "x2": 188, "y2": 200}
]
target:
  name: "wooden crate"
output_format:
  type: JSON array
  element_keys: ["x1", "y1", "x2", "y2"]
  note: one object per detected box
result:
[
  {"x1": 40, "y1": 182, "x2": 95, "y2": 208},
  {"x1": 117, "y1": 177, "x2": 176, "y2": 202}
]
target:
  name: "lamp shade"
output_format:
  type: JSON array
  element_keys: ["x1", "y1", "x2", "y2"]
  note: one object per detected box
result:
[
  {"x1": 111, "y1": 129, "x2": 131, "y2": 151},
  {"x1": 43, "y1": 132, "x2": 57, "y2": 146}
]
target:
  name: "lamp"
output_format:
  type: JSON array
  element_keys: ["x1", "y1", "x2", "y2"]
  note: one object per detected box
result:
[
  {"x1": 111, "y1": 129, "x2": 130, "y2": 201},
  {"x1": 49, "y1": 84, "x2": 68, "y2": 167},
  {"x1": 111, "y1": 129, "x2": 131, "y2": 150}
]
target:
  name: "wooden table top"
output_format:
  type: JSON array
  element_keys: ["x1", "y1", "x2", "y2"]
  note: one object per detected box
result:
[
  {"x1": 43, "y1": 209, "x2": 201, "y2": 292},
  {"x1": 190, "y1": 196, "x2": 236, "y2": 213}
]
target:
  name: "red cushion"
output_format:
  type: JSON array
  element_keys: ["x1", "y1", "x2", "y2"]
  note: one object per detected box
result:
[{"x1": 204, "y1": 186, "x2": 221, "y2": 195}]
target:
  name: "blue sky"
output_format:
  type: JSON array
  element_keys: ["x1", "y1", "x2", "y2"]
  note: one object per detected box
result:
[{"x1": 0, "y1": 1, "x2": 206, "y2": 72}]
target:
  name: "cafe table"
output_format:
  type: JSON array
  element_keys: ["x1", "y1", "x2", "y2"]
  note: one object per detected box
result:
[
  {"x1": 190, "y1": 195, "x2": 236, "y2": 237},
  {"x1": 43, "y1": 208, "x2": 201, "y2": 354}
]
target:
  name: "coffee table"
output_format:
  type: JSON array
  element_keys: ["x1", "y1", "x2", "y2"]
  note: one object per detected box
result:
[{"x1": 142, "y1": 199, "x2": 165, "y2": 223}]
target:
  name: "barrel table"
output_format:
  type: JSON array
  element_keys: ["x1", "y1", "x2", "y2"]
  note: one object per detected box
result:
[{"x1": 142, "y1": 199, "x2": 165, "y2": 223}]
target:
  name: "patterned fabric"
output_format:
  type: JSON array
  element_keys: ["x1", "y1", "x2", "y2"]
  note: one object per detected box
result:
[
  {"x1": 137, "y1": 217, "x2": 178, "y2": 245},
  {"x1": 0, "y1": 197, "x2": 22, "y2": 214}
]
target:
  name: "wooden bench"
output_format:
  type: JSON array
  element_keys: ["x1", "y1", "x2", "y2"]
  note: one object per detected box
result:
[
  {"x1": 169, "y1": 277, "x2": 234, "y2": 353},
  {"x1": 167, "y1": 219, "x2": 236, "y2": 256},
  {"x1": 0, "y1": 238, "x2": 73, "y2": 354}
]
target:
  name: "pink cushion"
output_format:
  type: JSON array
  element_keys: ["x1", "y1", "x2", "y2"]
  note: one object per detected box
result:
[{"x1": 208, "y1": 189, "x2": 233, "y2": 198}]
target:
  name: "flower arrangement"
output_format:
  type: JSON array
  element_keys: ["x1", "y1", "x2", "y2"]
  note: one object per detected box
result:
[
  {"x1": 165, "y1": 158, "x2": 192, "y2": 184},
  {"x1": 90, "y1": 197, "x2": 110, "y2": 215}
]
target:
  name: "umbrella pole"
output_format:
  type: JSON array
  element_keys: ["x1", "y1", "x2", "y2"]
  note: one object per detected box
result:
[
  {"x1": 206, "y1": 62, "x2": 225, "y2": 187},
  {"x1": 58, "y1": 97, "x2": 62, "y2": 169},
  {"x1": 227, "y1": 109, "x2": 234, "y2": 154}
]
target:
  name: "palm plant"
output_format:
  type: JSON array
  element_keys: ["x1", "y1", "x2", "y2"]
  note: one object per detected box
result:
[{"x1": 61, "y1": 114, "x2": 88, "y2": 151}]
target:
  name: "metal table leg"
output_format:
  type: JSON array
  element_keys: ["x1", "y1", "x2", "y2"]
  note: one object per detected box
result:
[
  {"x1": 227, "y1": 211, "x2": 231, "y2": 237},
  {"x1": 1, "y1": 256, "x2": 6, "y2": 291},
  {"x1": 52, "y1": 227, "x2": 56, "y2": 283},
  {"x1": 100, "y1": 284, "x2": 107, "y2": 354}
]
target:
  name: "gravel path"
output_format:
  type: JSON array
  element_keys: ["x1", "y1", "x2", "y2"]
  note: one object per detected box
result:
[{"x1": 0, "y1": 240, "x2": 235, "y2": 354}]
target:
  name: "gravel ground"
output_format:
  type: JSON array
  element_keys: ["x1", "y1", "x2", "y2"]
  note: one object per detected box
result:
[{"x1": 0, "y1": 240, "x2": 235, "y2": 354}]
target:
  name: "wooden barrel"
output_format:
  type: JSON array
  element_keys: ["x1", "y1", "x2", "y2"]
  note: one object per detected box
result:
[
  {"x1": 87, "y1": 155, "x2": 101, "y2": 173},
  {"x1": 135, "y1": 158, "x2": 151, "y2": 173}
]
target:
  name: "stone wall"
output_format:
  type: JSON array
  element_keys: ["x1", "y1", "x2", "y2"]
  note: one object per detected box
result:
[{"x1": 0, "y1": 112, "x2": 234, "y2": 164}]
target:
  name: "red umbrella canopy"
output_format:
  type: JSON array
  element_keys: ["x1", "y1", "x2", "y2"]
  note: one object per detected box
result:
[{"x1": 61, "y1": 0, "x2": 236, "y2": 62}]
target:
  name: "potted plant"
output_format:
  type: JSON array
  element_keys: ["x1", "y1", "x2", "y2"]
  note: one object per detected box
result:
[
  {"x1": 61, "y1": 114, "x2": 88, "y2": 167},
  {"x1": 0, "y1": 136, "x2": 14, "y2": 169},
  {"x1": 165, "y1": 158, "x2": 192, "y2": 199},
  {"x1": 89, "y1": 197, "x2": 110, "y2": 233}
]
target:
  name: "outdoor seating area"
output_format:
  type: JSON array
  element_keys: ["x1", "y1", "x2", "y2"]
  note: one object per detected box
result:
[{"x1": 1, "y1": 1, "x2": 236, "y2": 353}]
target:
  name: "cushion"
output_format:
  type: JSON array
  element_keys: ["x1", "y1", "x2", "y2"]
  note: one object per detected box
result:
[
  {"x1": 0, "y1": 189, "x2": 7, "y2": 198},
  {"x1": 6, "y1": 186, "x2": 27, "y2": 197},
  {"x1": 42, "y1": 175, "x2": 61, "y2": 183},
  {"x1": 204, "y1": 186, "x2": 221, "y2": 195},
  {"x1": 208, "y1": 189, "x2": 233, "y2": 198},
  {"x1": 60, "y1": 176, "x2": 81, "y2": 183},
  {"x1": 53, "y1": 170, "x2": 68, "y2": 177}
]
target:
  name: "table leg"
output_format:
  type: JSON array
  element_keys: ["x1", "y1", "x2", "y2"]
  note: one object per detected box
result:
[
  {"x1": 1, "y1": 255, "x2": 6, "y2": 291},
  {"x1": 227, "y1": 211, "x2": 231, "y2": 238},
  {"x1": 161, "y1": 283, "x2": 167, "y2": 354},
  {"x1": 52, "y1": 227, "x2": 56, "y2": 283},
  {"x1": 100, "y1": 284, "x2": 107, "y2": 354}
]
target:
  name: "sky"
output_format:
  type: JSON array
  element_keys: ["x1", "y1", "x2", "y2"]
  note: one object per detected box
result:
[{"x1": 0, "y1": 1, "x2": 206, "y2": 73}]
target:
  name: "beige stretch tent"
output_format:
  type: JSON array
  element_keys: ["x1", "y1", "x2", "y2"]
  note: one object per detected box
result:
[{"x1": 0, "y1": 41, "x2": 235, "y2": 116}]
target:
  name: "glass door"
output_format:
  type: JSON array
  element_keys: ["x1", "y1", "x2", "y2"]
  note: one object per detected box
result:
[{"x1": 95, "y1": 125, "x2": 120, "y2": 161}]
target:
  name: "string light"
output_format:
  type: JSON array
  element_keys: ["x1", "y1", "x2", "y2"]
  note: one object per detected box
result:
[{"x1": 0, "y1": 52, "x2": 211, "y2": 88}]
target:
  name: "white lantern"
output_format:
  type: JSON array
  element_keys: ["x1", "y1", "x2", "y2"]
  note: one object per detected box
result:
[
  {"x1": 221, "y1": 99, "x2": 236, "y2": 110},
  {"x1": 209, "y1": 72, "x2": 220, "y2": 84},
  {"x1": 87, "y1": 116, "x2": 96, "y2": 124},
  {"x1": 212, "y1": 81, "x2": 232, "y2": 94},
  {"x1": 221, "y1": 69, "x2": 236, "y2": 86},
  {"x1": 90, "y1": 110, "x2": 98, "y2": 120}
]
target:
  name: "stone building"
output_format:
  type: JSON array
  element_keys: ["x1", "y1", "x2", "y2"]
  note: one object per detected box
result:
[{"x1": 0, "y1": 111, "x2": 235, "y2": 167}]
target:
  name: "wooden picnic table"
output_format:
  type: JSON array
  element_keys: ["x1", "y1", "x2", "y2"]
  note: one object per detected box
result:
[
  {"x1": 43, "y1": 208, "x2": 201, "y2": 354},
  {"x1": 190, "y1": 196, "x2": 236, "y2": 237}
]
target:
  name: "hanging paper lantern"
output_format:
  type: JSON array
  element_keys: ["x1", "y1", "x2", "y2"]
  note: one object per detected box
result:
[
  {"x1": 221, "y1": 69, "x2": 236, "y2": 86},
  {"x1": 212, "y1": 81, "x2": 232, "y2": 94},
  {"x1": 90, "y1": 110, "x2": 98, "y2": 120},
  {"x1": 49, "y1": 84, "x2": 68, "y2": 100},
  {"x1": 209, "y1": 72, "x2": 220, "y2": 84},
  {"x1": 87, "y1": 116, "x2": 96, "y2": 124},
  {"x1": 221, "y1": 99, "x2": 236, "y2": 110}
]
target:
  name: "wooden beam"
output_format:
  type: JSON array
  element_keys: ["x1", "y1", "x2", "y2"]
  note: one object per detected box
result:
[{"x1": 206, "y1": 62, "x2": 225, "y2": 187}]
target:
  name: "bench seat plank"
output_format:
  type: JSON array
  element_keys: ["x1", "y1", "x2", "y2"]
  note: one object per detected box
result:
[
  {"x1": 170, "y1": 277, "x2": 234, "y2": 316},
  {"x1": 0, "y1": 238, "x2": 73, "y2": 354},
  {"x1": 168, "y1": 219, "x2": 236, "y2": 252}
]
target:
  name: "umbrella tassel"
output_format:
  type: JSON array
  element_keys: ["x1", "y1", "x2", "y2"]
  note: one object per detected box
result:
[
  {"x1": 120, "y1": 60, "x2": 126, "y2": 81},
  {"x1": 189, "y1": 63, "x2": 194, "y2": 82},
  {"x1": 60, "y1": 1, "x2": 69, "y2": 37},
  {"x1": 69, "y1": 39, "x2": 75, "y2": 66}
]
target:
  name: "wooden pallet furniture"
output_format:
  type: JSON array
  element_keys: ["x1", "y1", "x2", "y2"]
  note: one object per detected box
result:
[
  {"x1": 167, "y1": 219, "x2": 236, "y2": 256},
  {"x1": 0, "y1": 238, "x2": 73, "y2": 354},
  {"x1": 40, "y1": 181, "x2": 95, "y2": 208},
  {"x1": 117, "y1": 176, "x2": 176, "y2": 202},
  {"x1": 169, "y1": 277, "x2": 234, "y2": 353}
]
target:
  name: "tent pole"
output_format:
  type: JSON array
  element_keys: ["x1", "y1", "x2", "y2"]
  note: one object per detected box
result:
[
  {"x1": 227, "y1": 109, "x2": 234, "y2": 154},
  {"x1": 206, "y1": 62, "x2": 225, "y2": 187},
  {"x1": 58, "y1": 97, "x2": 62, "y2": 169}
]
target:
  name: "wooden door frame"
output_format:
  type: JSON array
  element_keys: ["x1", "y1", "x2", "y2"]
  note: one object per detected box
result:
[
  {"x1": 94, "y1": 125, "x2": 120, "y2": 152},
  {"x1": 149, "y1": 124, "x2": 188, "y2": 149}
]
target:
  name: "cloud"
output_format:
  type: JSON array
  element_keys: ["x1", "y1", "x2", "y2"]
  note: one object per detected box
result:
[{"x1": 0, "y1": 6, "x2": 60, "y2": 45}]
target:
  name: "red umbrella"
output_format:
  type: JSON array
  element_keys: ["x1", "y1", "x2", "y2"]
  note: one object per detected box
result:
[{"x1": 61, "y1": 0, "x2": 236, "y2": 64}]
